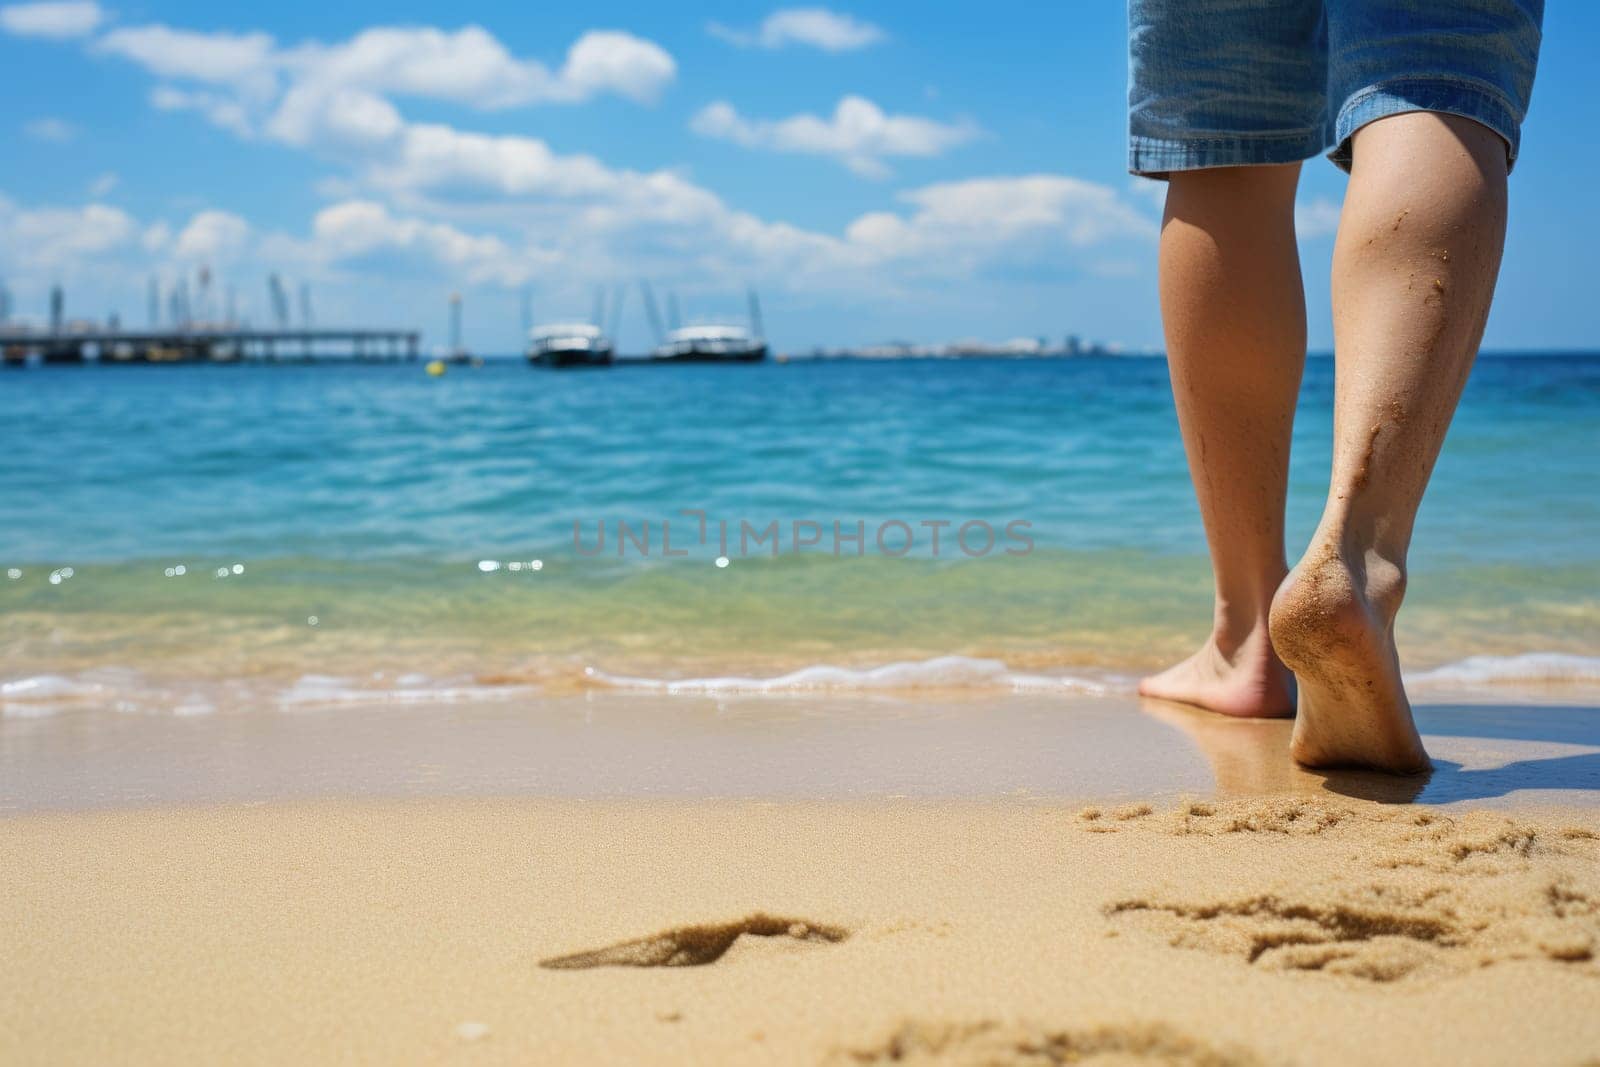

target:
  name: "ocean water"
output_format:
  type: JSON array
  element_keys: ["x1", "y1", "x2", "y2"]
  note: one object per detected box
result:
[{"x1": 1, "y1": 354, "x2": 1597, "y2": 714}]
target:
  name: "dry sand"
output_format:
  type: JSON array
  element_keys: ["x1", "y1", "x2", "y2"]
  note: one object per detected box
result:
[{"x1": 4, "y1": 794, "x2": 1598, "y2": 1065}]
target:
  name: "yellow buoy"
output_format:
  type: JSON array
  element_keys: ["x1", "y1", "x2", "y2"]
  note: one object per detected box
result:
[{"x1": 425, "y1": 360, "x2": 446, "y2": 377}]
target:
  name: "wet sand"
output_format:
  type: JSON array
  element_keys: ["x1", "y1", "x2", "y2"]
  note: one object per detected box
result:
[{"x1": 3, "y1": 689, "x2": 1598, "y2": 812}]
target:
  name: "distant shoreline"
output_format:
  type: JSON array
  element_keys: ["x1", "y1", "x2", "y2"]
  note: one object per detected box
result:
[{"x1": 6, "y1": 348, "x2": 1600, "y2": 366}]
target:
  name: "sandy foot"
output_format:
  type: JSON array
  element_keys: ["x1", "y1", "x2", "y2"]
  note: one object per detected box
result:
[{"x1": 1270, "y1": 543, "x2": 1428, "y2": 773}]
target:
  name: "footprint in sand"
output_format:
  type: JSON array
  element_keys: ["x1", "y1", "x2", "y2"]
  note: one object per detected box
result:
[
  {"x1": 832, "y1": 1020, "x2": 1259, "y2": 1066},
  {"x1": 539, "y1": 913, "x2": 847, "y2": 969},
  {"x1": 1083, "y1": 798, "x2": 1600, "y2": 983}
]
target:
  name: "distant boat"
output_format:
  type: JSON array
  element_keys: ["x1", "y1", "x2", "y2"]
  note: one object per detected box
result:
[
  {"x1": 640, "y1": 284, "x2": 768, "y2": 364},
  {"x1": 527, "y1": 322, "x2": 614, "y2": 368},
  {"x1": 652, "y1": 324, "x2": 767, "y2": 363},
  {"x1": 528, "y1": 288, "x2": 622, "y2": 369}
]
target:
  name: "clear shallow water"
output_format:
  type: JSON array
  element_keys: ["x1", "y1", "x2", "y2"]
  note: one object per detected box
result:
[{"x1": 1, "y1": 355, "x2": 1597, "y2": 710}]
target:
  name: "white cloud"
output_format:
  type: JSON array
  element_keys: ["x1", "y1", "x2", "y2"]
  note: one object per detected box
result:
[
  {"x1": 0, "y1": 1, "x2": 103, "y2": 39},
  {"x1": 282, "y1": 26, "x2": 546, "y2": 109},
  {"x1": 88, "y1": 171, "x2": 118, "y2": 197},
  {"x1": 1295, "y1": 196, "x2": 1342, "y2": 239},
  {"x1": 367, "y1": 123, "x2": 626, "y2": 200},
  {"x1": 0, "y1": 190, "x2": 545, "y2": 297},
  {"x1": 96, "y1": 22, "x2": 676, "y2": 149},
  {"x1": 236, "y1": 102, "x2": 1149, "y2": 292},
  {"x1": 692, "y1": 95, "x2": 978, "y2": 177},
  {"x1": 709, "y1": 8, "x2": 885, "y2": 52},
  {"x1": 553, "y1": 31, "x2": 677, "y2": 105},
  {"x1": 0, "y1": 198, "x2": 136, "y2": 269},
  {"x1": 311, "y1": 200, "x2": 540, "y2": 286},
  {"x1": 269, "y1": 87, "x2": 403, "y2": 147},
  {"x1": 23, "y1": 116, "x2": 76, "y2": 142},
  {"x1": 345, "y1": 144, "x2": 1153, "y2": 293},
  {"x1": 174, "y1": 210, "x2": 252, "y2": 262},
  {"x1": 844, "y1": 176, "x2": 1159, "y2": 265},
  {"x1": 150, "y1": 87, "x2": 255, "y2": 138},
  {"x1": 98, "y1": 26, "x2": 280, "y2": 96}
]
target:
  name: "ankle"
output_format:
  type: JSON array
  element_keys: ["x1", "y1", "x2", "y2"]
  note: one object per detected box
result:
[
  {"x1": 1211, "y1": 595, "x2": 1278, "y2": 656},
  {"x1": 1310, "y1": 524, "x2": 1409, "y2": 619},
  {"x1": 1359, "y1": 549, "x2": 1408, "y2": 620},
  {"x1": 1209, "y1": 616, "x2": 1277, "y2": 670}
]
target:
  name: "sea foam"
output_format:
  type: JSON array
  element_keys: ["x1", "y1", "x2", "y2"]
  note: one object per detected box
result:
[
  {"x1": 5, "y1": 651, "x2": 1598, "y2": 720},
  {"x1": 277, "y1": 674, "x2": 537, "y2": 710},
  {"x1": 0, "y1": 674, "x2": 110, "y2": 717},
  {"x1": 586, "y1": 655, "x2": 1128, "y2": 696},
  {"x1": 1405, "y1": 652, "x2": 1600, "y2": 689}
]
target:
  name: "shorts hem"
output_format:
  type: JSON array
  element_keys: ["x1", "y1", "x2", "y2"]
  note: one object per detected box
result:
[
  {"x1": 1329, "y1": 76, "x2": 1524, "y2": 173},
  {"x1": 1128, "y1": 132, "x2": 1326, "y2": 180}
]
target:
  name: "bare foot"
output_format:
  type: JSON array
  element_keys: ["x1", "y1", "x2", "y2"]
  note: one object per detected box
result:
[
  {"x1": 1268, "y1": 543, "x2": 1429, "y2": 774},
  {"x1": 1138, "y1": 626, "x2": 1294, "y2": 718}
]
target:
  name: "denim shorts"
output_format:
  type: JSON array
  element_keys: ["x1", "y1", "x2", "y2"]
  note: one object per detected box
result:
[{"x1": 1128, "y1": 0, "x2": 1543, "y2": 177}]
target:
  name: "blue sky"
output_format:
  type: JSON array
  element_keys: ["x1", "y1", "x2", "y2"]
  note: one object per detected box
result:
[{"x1": 2, "y1": 1, "x2": 1596, "y2": 353}]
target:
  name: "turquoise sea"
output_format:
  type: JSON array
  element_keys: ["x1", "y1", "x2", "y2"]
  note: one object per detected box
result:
[{"x1": 1, "y1": 354, "x2": 1597, "y2": 713}]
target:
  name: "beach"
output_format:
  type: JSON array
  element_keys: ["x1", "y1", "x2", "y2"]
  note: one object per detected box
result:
[
  {"x1": 5, "y1": 0, "x2": 1600, "y2": 1053},
  {"x1": 6, "y1": 789, "x2": 1599, "y2": 1065},
  {"x1": 4, "y1": 358, "x2": 1598, "y2": 1063},
  {"x1": 5, "y1": 680, "x2": 1600, "y2": 1064}
]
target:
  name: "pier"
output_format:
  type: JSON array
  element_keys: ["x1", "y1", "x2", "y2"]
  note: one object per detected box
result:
[{"x1": 1, "y1": 326, "x2": 421, "y2": 366}]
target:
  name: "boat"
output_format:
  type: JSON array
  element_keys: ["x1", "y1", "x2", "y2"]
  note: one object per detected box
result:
[
  {"x1": 527, "y1": 288, "x2": 622, "y2": 369},
  {"x1": 641, "y1": 284, "x2": 768, "y2": 363},
  {"x1": 651, "y1": 324, "x2": 767, "y2": 363},
  {"x1": 527, "y1": 322, "x2": 614, "y2": 368}
]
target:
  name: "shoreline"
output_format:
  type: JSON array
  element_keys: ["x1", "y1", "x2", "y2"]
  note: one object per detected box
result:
[{"x1": 5, "y1": 688, "x2": 1599, "y2": 814}]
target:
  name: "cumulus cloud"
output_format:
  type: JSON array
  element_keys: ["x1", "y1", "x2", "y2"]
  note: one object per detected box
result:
[
  {"x1": 0, "y1": 189, "x2": 548, "y2": 298},
  {"x1": 366, "y1": 123, "x2": 627, "y2": 200},
  {"x1": 0, "y1": 0, "x2": 103, "y2": 39},
  {"x1": 311, "y1": 200, "x2": 540, "y2": 286},
  {"x1": 98, "y1": 26, "x2": 280, "y2": 96},
  {"x1": 709, "y1": 8, "x2": 885, "y2": 52},
  {"x1": 692, "y1": 96, "x2": 979, "y2": 177},
  {"x1": 0, "y1": 197, "x2": 136, "y2": 270},
  {"x1": 173, "y1": 210, "x2": 252, "y2": 262},
  {"x1": 555, "y1": 31, "x2": 677, "y2": 104},
  {"x1": 150, "y1": 86, "x2": 255, "y2": 139},
  {"x1": 344, "y1": 145, "x2": 1154, "y2": 293},
  {"x1": 94, "y1": 22, "x2": 676, "y2": 144},
  {"x1": 87, "y1": 171, "x2": 118, "y2": 197},
  {"x1": 269, "y1": 87, "x2": 403, "y2": 147},
  {"x1": 843, "y1": 176, "x2": 1159, "y2": 265}
]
